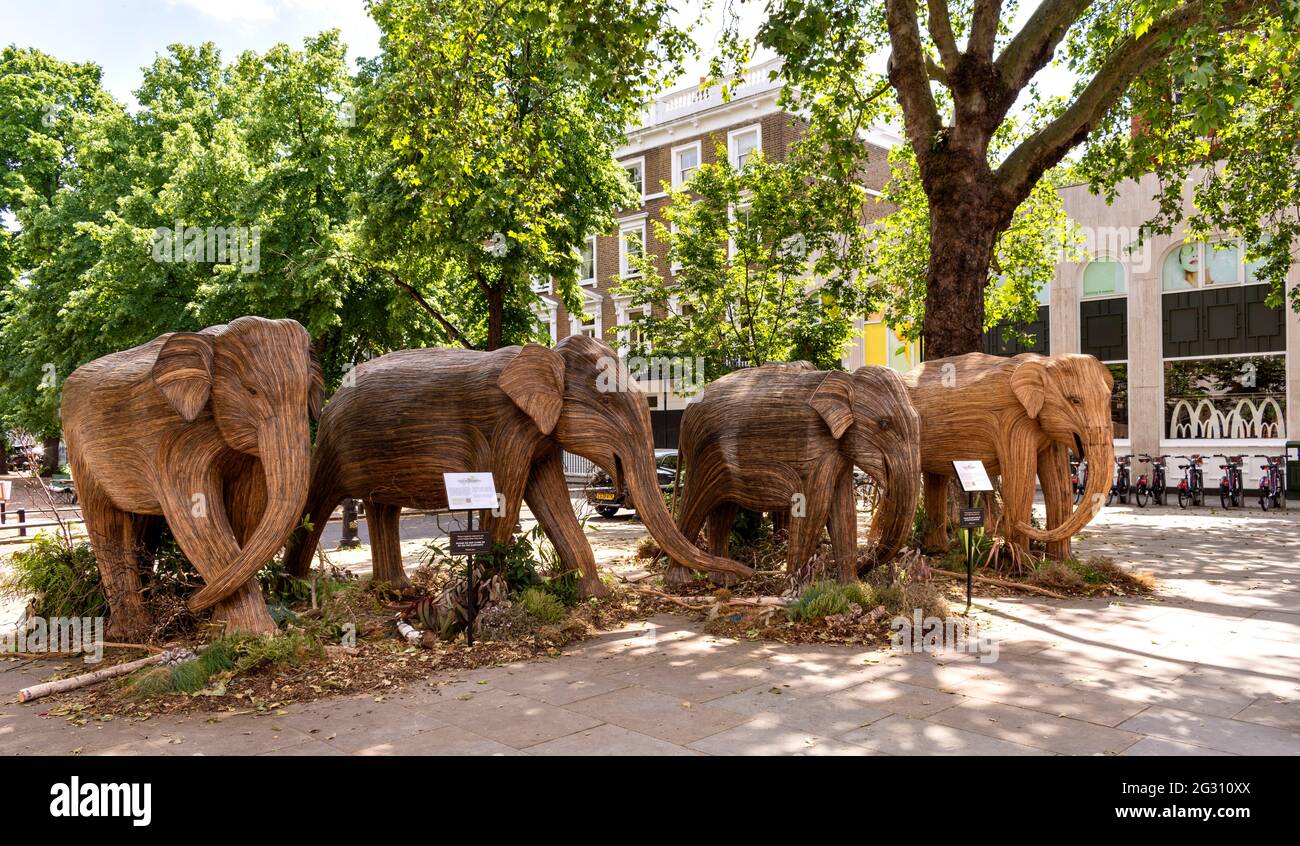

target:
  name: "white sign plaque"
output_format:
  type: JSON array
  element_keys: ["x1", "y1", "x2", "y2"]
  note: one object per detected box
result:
[
  {"x1": 952, "y1": 460, "x2": 994, "y2": 493},
  {"x1": 443, "y1": 472, "x2": 498, "y2": 510}
]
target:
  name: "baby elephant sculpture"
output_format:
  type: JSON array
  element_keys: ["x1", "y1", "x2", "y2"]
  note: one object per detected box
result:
[
  {"x1": 902, "y1": 352, "x2": 1114, "y2": 561},
  {"x1": 285, "y1": 334, "x2": 752, "y2": 592},
  {"x1": 61, "y1": 316, "x2": 322, "y2": 640},
  {"x1": 668, "y1": 363, "x2": 921, "y2": 585}
]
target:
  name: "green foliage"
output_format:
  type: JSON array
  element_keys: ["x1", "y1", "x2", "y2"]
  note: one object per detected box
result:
[
  {"x1": 0, "y1": 533, "x2": 105, "y2": 619},
  {"x1": 786, "y1": 580, "x2": 875, "y2": 622},
  {"x1": 361, "y1": 0, "x2": 691, "y2": 347},
  {"x1": 516, "y1": 587, "x2": 567, "y2": 625},
  {"x1": 119, "y1": 632, "x2": 319, "y2": 700},
  {"x1": 617, "y1": 140, "x2": 870, "y2": 377}
]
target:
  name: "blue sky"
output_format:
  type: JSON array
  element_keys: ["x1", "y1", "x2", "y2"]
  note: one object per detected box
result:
[{"x1": 5, "y1": 0, "x2": 749, "y2": 106}]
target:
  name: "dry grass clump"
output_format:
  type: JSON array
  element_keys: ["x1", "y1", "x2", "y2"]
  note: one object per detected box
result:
[
  {"x1": 635, "y1": 537, "x2": 660, "y2": 559},
  {"x1": 1025, "y1": 556, "x2": 1155, "y2": 595}
]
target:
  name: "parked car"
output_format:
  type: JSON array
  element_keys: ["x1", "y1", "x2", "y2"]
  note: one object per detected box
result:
[{"x1": 585, "y1": 449, "x2": 677, "y2": 518}]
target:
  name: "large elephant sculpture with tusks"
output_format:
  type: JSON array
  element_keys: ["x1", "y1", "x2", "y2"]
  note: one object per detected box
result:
[
  {"x1": 284, "y1": 334, "x2": 753, "y2": 591},
  {"x1": 61, "y1": 317, "x2": 322, "y2": 640},
  {"x1": 902, "y1": 352, "x2": 1115, "y2": 561},
  {"x1": 666, "y1": 362, "x2": 922, "y2": 585}
]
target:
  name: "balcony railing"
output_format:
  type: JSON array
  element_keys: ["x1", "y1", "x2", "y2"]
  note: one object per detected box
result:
[{"x1": 632, "y1": 58, "x2": 784, "y2": 131}]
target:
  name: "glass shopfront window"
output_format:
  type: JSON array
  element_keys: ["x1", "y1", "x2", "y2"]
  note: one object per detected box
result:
[{"x1": 1163, "y1": 354, "x2": 1286, "y2": 440}]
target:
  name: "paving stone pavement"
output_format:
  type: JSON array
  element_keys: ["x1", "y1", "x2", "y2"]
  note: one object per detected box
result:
[{"x1": 2, "y1": 502, "x2": 1298, "y2": 755}]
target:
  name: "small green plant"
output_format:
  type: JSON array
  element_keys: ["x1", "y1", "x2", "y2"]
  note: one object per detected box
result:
[
  {"x1": 517, "y1": 587, "x2": 567, "y2": 625},
  {"x1": 786, "y1": 580, "x2": 876, "y2": 622},
  {"x1": 0, "y1": 533, "x2": 105, "y2": 619},
  {"x1": 118, "y1": 632, "x2": 322, "y2": 699}
]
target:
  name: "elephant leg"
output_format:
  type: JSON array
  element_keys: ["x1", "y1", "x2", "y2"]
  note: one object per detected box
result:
[
  {"x1": 706, "y1": 503, "x2": 739, "y2": 587},
  {"x1": 78, "y1": 478, "x2": 151, "y2": 641},
  {"x1": 998, "y1": 459, "x2": 1036, "y2": 561},
  {"x1": 827, "y1": 471, "x2": 858, "y2": 582},
  {"x1": 920, "y1": 472, "x2": 952, "y2": 553},
  {"x1": 217, "y1": 458, "x2": 278, "y2": 634},
  {"x1": 366, "y1": 501, "x2": 411, "y2": 588},
  {"x1": 665, "y1": 481, "x2": 713, "y2": 588},
  {"x1": 524, "y1": 450, "x2": 608, "y2": 598},
  {"x1": 788, "y1": 491, "x2": 832, "y2": 580},
  {"x1": 1039, "y1": 444, "x2": 1073, "y2": 560},
  {"x1": 284, "y1": 486, "x2": 339, "y2": 578}
]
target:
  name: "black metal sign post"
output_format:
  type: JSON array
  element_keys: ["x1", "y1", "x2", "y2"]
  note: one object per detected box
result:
[
  {"x1": 952, "y1": 460, "x2": 993, "y2": 613},
  {"x1": 443, "y1": 472, "x2": 498, "y2": 648}
]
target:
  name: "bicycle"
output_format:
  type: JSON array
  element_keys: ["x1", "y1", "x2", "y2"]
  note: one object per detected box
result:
[
  {"x1": 1070, "y1": 457, "x2": 1087, "y2": 505},
  {"x1": 1215, "y1": 454, "x2": 1247, "y2": 509},
  {"x1": 1106, "y1": 454, "x2": 1132, "y2": 506},
  {"x1": 1176, "y1": 454, "x2": 1205, "y2": 508},
  {"x1": 1134, "y1": 453, "x2": 1168, "y2": 507},
  {"x1": 1256, "y1": 454, "x2": 1287, "y2": 511}
]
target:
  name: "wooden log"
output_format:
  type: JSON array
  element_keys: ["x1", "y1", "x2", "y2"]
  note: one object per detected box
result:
[{"x1": 17, "y1": 653, "x2": 166, "y2": 703}]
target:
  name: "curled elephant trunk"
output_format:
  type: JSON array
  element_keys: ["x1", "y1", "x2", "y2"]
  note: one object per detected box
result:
[
  {"x1": 187, "y1": 416, "x2": 311, "y2": 612},
  {"x1": 622, "y1": 447, "x2": 754, "y2": 581},
  {"x1": 866, "y1": 455, "x2": 920, "y2": 567},
  {"x1": 1018, "y1": 429, "x2": 1113, "y2": 543}
]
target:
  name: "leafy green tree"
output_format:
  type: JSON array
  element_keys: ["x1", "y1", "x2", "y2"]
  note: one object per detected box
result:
[
  {"x1": 361, "y1": 0, "x2": 692, "y2": 349},
  {"x1": 616, "y1": 142, "x2": 872, "y2": 378},
  {"x1": 744, "y1": 0, "x2": 1300, "y2": 358}
]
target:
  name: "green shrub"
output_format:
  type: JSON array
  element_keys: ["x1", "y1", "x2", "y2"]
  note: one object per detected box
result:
[
  {"x1": 0, "y1": 534, "x2": 105, "y2": 619},
  {"x1": 517, "y1": 587, "x2": 567, "y2": 625},
  {"x1": 786, "y1": 580, "x2": 876, "y2": 622},
  {"x1": 118, "y1": 632, "x2": 320, "y2": 700}
]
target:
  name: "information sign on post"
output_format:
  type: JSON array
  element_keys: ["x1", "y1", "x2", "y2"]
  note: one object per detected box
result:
[
  {"x1": 951, "y1": 460, "x2": 992, "y2": 610},
  {"x1": 442, "y1": 472, "x2": 499, "y2": 645}
]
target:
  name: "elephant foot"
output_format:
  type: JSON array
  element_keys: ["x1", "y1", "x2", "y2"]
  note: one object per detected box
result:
[
  {"x1": 105, "y1": 605, "x2": 153, "y2": 644},
  {"x1": 578, "y1": 576, "x2": 610, "y2": 599},
  {"x1": 920, "y1": 528, "x2": 951, "y2": 555},
  {"x1": 211, "y1": 581, "x2": 279, "y2": 635},
  {"x1": 663, "y1": 563, "x2": 696, "y2": 588},
  {"x1": 708, "y1": 570, "x2": 739, "y2": 588}
]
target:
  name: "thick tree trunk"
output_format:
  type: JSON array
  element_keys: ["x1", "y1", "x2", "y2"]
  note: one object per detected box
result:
[
  {"x1": 486, "y1": 284, "x2": 504, "y2": 351},
  {"x1": 922, "y1": 200, "x2": 1001, "y2": 360},
  {"x1": 40, "y1": 435, "x2": 61, "y2": 476}
]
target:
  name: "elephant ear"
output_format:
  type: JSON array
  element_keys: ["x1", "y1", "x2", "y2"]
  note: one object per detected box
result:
[
  {"x1": 308, "y1": 350, "x2": 325, "y2": 421},
  {"x1": 152, "y1": 332, "x2": 215, "y2": 422},
  {"x1": 1011, "y1": 358, "x2": 1048, "y2": 419},
  {"x1": 499, "y1": 344, "x2": 565, "y2": 435},
  {"x1": 809, "y1": 370, "x2": 855, "y2": 439}
]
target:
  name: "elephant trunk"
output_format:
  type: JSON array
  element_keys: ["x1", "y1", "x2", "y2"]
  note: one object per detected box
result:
[
  {"x1": 1018, "y1": 428, "x2": 1112, "y2": 543},
  {"x1": 188, "y1": 415, "x2": 311, "y2": 612},
  {"x1": 622, "y1": 446, "x2": 754, "y2": 581},
  {"x1": 866, "y1": 453, "x2": 921, "y2": 567}
]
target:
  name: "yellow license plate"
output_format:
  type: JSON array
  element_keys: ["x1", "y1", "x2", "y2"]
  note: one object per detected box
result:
[{"x1": 595, "y1": 492, "x2": 617, "y2": 501}]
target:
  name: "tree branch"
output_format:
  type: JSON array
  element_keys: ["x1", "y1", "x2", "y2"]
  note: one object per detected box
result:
[
  {"x1": 995, "y1": 0, "x2": 1095, "y2": 95},
  {"x1": 994, "y1": 0, "x2": 1263, "y2": 207},
  {"x1": 969, "y1": 0, "x2": 1004, "y2": 60},
  {"x1": 337, "y1": 254, "x2": 470, "y2": 347},
  {"x1": 926, "y1": 0, "x2": 961, "y2": 72},
  {"x1": 886, "y1": 0, "x2": 942, "y2": 159}
]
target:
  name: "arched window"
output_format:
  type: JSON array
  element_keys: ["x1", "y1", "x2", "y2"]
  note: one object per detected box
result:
[{"x1": 1080, "y1": 257, "x2": 1126, "y2": 298}]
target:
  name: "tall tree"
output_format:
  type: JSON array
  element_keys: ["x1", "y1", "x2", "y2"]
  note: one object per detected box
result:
[
  {"x1": 749, "y1": 0, "x2": 1300, "y2": 358},
  {"x1": 616, "y1": 142, "x2": 872, "y2": 378},
  {"x1": 362, "y1": 0, "x2": 691, "y2": 350}
]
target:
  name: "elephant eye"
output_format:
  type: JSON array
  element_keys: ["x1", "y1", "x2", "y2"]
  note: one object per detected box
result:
[
  {"x1": 878, "y1": 418, "x2": 891, "y2": 431},
  {"x1": 1068, "y1": 395, "x2": 1082, "y2": 405}
]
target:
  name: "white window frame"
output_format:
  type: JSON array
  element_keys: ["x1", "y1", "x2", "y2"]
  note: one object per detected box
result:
[
  {"x1": 576, "y1": 235, "x2": 597, "y2": 286},
  {"x1": 1161, "y1": 236, "x2": 1265, "y2": 292},
  {"x1": 619, "y1": 221, "x2": 647, "y2": 278},
  {"x1": 530, "y1": 274, "x2": 550, "y2": 294},
  {"x1": 615, "y1": 295, "x2": 650, "y2": 357},
  {"x1": 568, "y1": 289, "x2": 604, "y2": 340},
  {"x1": 621, "y1": 156, "x2": 645, "y2": 201},
  {"x1": 669, "y1": 222, "x2": 682, "y2": 274},
  {"x1": 728, "y1": 124, "x2": 762, "y2": 169},
  {"x1": 671, "y1": 141, "x2": 702, "y2": 190},
  {"x1": 1078, "y1": 255, "x2": 1127, "y2": 301}
]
